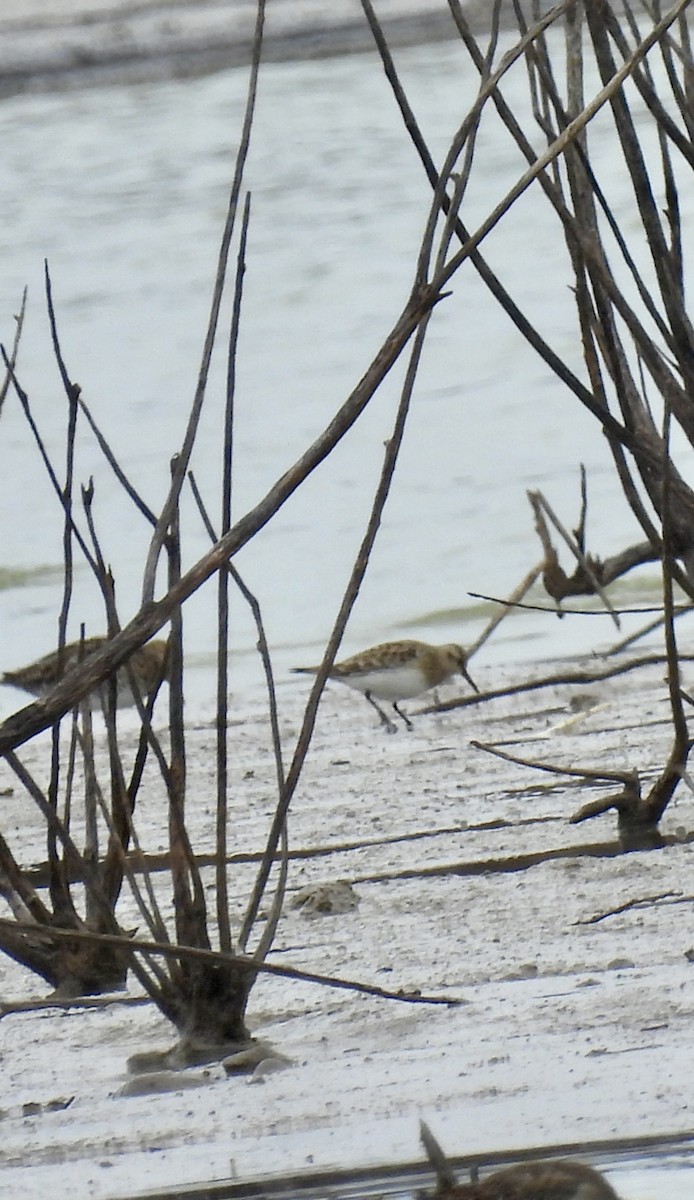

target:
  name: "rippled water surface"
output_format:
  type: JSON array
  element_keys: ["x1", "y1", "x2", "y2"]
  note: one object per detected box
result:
[{"x1": 0, "y1": 31, "x2": 690, "y2": 716}]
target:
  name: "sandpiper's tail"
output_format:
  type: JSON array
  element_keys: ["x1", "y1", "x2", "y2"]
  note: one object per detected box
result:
[{"x1": 419, "y1": 1120, "x2": 458, "y2": 1192}]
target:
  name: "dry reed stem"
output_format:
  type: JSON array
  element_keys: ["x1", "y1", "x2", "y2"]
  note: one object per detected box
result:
[{"x1": 0, "y1": 917, "x2": 462, "y2": 1009}]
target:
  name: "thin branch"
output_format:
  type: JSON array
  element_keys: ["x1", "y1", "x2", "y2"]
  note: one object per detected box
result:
[
  {"x1": 434, "y1": 0, "x2": 693, "y2": 305},
  {"x1": 77, "y1": 393, "x2": 157, "y2": 526},
  {"x1": 215, "y1": 191, "x2": 252, "y2": 955},
  {"x1": 165, "y1": 464, "x2": 209, "y2": 952},
  {"x1": 471, "y1": 738, "x2": 638, "y2": 787},
  {"x1": 529, "y1": 489, "x2": 621, "y2": 627},
  {"x1": 0, "y1": 280, "x2": 444, "y2": 755},
  {"x1": 466, "y1": 564, "x2": 542, "y2": 659},
  {"x1": 142, "y1": 0, "x2": 267, "y2": 604},
  {"x1": 188, "y1": 471, "x2": 289, "y2": 962},
  {"x1": 239, "y1": 306, "x2": 437, "y2": 947},
  {"x1": 0, "y1": 286, "x2": 26, "y2": 417},
  {"x1": 660, "y1": 398, "x2": 688, "y2": 750},
  {"x1": 0, "y1": 993, "x2": 151, "y2": 1018},
  {"x1": 47, "y1": 262, "x2": 81, "y2": 919},
  {"x1": 0, "y1": 918, "x2": 462, "y2": 1008},
  {"x1": 0, "y1": 352, "x2": 98, "y2": 575},
  {"x1": 575, "y1": 891, "x2": 681, "y2": 924},
  {"x1": 363, "y1": 0, "x2": 627, "y2": 435},
  {"x1": 421, "y1": 653, "x2": 694, "y2": 714},
  {"x1": 77, "y1": 721, "x2": 172, "y2": 953},
  {"x1": 468, "y1": 592, "x2": 678, "y2": 617}
]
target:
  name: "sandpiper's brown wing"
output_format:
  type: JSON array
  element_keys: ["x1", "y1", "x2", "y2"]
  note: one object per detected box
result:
[
  {"x1": 472, "y1": 1160, "x2": 620, "y2": 1199},
  {"x1": 1, "y1": 637, "x2": 105, "y2": 693},
  {"x1": 331, "y1": 640, "x2": 423, "y2": 677},
  {"x1": 128, "y1": 639, "x2": 170, "y2": 690}
]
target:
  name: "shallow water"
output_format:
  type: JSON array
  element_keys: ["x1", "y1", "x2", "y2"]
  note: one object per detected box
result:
[{"x1": 0, "y1": 29, "x2": 690, "y2": 720}]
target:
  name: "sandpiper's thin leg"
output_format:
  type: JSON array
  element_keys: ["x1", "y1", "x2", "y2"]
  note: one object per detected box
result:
[
  {"x1": 392, "y1": 701, "x2": 413, "y2": 731},
  {"x1": 365, "y1": 691, "x2": 397, "y2": 734}
]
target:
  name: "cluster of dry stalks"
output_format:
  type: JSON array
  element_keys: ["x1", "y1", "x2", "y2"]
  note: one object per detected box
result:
[{"x1": 0, "y1": 0, "x2": 693, "y2": 1056}]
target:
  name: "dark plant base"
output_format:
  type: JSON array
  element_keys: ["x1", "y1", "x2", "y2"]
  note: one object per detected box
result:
[
  {"x1": 127, "y1": 1036, "x2": 273, "y2": 1074},
  {"x1": 618, "y1": 814, "x2": 666, "y2": 853},
  {"x1": 0, "y1": 933, "x2": 130, "y2": 999},
  {"x1": 155, "y1": 958, "x2": 255, "y2": 1049}
]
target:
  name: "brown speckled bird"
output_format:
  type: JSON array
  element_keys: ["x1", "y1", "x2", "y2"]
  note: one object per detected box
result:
[
  {"x1": 292, "y1": 639, "x2": 478, "y2": 732},
  {"x1": 1, "y1": 637, "x2": 169, "y2": 709},
  {"x1": 420, "y1": 1121, "x2": 621, "y2": 1199}
]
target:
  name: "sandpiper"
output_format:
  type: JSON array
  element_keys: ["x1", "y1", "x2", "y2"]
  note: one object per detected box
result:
[
  {"x1": 1, "y1": 637, "x2": 170, "y2": 709},
  {"x1": 420, "y1": 1121, "x2": 621, "y2": 1199},
  {"x1": 292, "y1": 639, "x2": 478, "y2": 733}
]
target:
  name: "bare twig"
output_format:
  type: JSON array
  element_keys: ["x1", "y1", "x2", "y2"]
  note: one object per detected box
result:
[
  {"x1": 165, "y1": 465, "x2": 208, "y2": 954},
  {"x1": 467, "y1": 591, "x2": 676, "y2": 618},
  {"x1": 471, "y1": 738, "x2": 637, "y2": 787},
  {"x1": 605, "y1": 603, "x2": 694, "y2": 656},
  {"x1": 0, "y1": 918, "x2": 462, "y2": 1008},
  {"x1": 433, "y1": 0, "x2": 693, "y2": 321},
  {"x1": 660, "y1": 400, "x2": 688, "y2": 753},
  {"x1": 0, "y1": 280, "x2": 445, "y2": 755},
  {"x1": 421, "y1": 653, "x2": 691, "y2": 714},
  {"x1": 574, "y1": 891, "x2": 681, "y2": 925},
  {"x1": 142, "y1": 0, "x2": 266, "y2": 603},
  {"x1": 239, "y1": 304, "x2": 438, "y2": 947},
  {"x1": 362, "y1": 0, "x2": 627, "y2": 436},
  {"x1": 77, "y1": 394, "x2": 157, "y2": 526},
  {"x1": 0, "y1": 286, "x2": 26, "y2": 417},
  {"x1": 1, "y1": 352, "x2": 99, "y2": 577},
  {"x1": 529, "y1": 489, "x2": 621, "y2": 627},
  {"x1": 46, "y1": 265, "x2": 82, "y2": 920},
  {"x1": 214, "y1": 191, "x2": 253, "y2": 955},
  {"x1": 0, "y1": 993, "x2": 151, "y2": 1019},
  {"x1": 466, "y1": 564, "x2": 543, "y2": 658},
  {"x1": 188, "y1": 472, "x2": 289, "y2": 961}
]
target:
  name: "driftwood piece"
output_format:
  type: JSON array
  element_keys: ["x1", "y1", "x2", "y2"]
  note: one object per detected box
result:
[{"x1": 528, "y1": 485, "x2": 659, "y2": 606}]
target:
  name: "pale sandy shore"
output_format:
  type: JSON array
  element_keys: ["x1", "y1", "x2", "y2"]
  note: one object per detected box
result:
[
  {"x1": 0, "y1": 1, "x2": 489, "y2": 96},
  {"x1": 1, "y1": 658, "x2": 693, "y2": 1197}
]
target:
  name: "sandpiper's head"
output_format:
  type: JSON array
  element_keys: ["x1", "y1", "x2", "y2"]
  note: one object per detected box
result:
[{"x1": 441, "y1": 644, "x2": 479, "y2": 693}]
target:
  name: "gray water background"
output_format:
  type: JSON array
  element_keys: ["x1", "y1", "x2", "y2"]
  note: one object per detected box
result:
[{"x1": 0, "y1": 28, "x2": 689, "y2": 718}]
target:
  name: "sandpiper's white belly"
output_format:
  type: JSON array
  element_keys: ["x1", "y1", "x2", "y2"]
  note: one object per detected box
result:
[{"x1": 338, "y1": 664, "x2": 428, "y2": 701}]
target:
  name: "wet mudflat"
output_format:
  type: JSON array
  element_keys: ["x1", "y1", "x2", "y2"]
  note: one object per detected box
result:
[{"x1": 1, "y1": 657, "x2": 693, "y2": 1198}]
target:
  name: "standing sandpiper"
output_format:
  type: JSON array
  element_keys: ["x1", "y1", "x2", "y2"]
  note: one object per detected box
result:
[
  {"x1": 420, "y1": 1120, "x2": 621, "y2": 1198},
  {"x1": 1, "y1": 637, "x2": 170, "y2": 709},
  {"x1": 292, "y1": 638, "x2": 478, "y2": 733}
]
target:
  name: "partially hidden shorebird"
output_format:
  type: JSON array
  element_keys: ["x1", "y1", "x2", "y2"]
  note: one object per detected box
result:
[
  {"x1": 420, "y1": 1120, "x2": 622, "y2": 1199},
  {"x1": 292, "y1": 639, "x2": 478, "y2": 733},
  {"x1": 1, "y1": 637, "x2": 170, "y2": 709}
]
